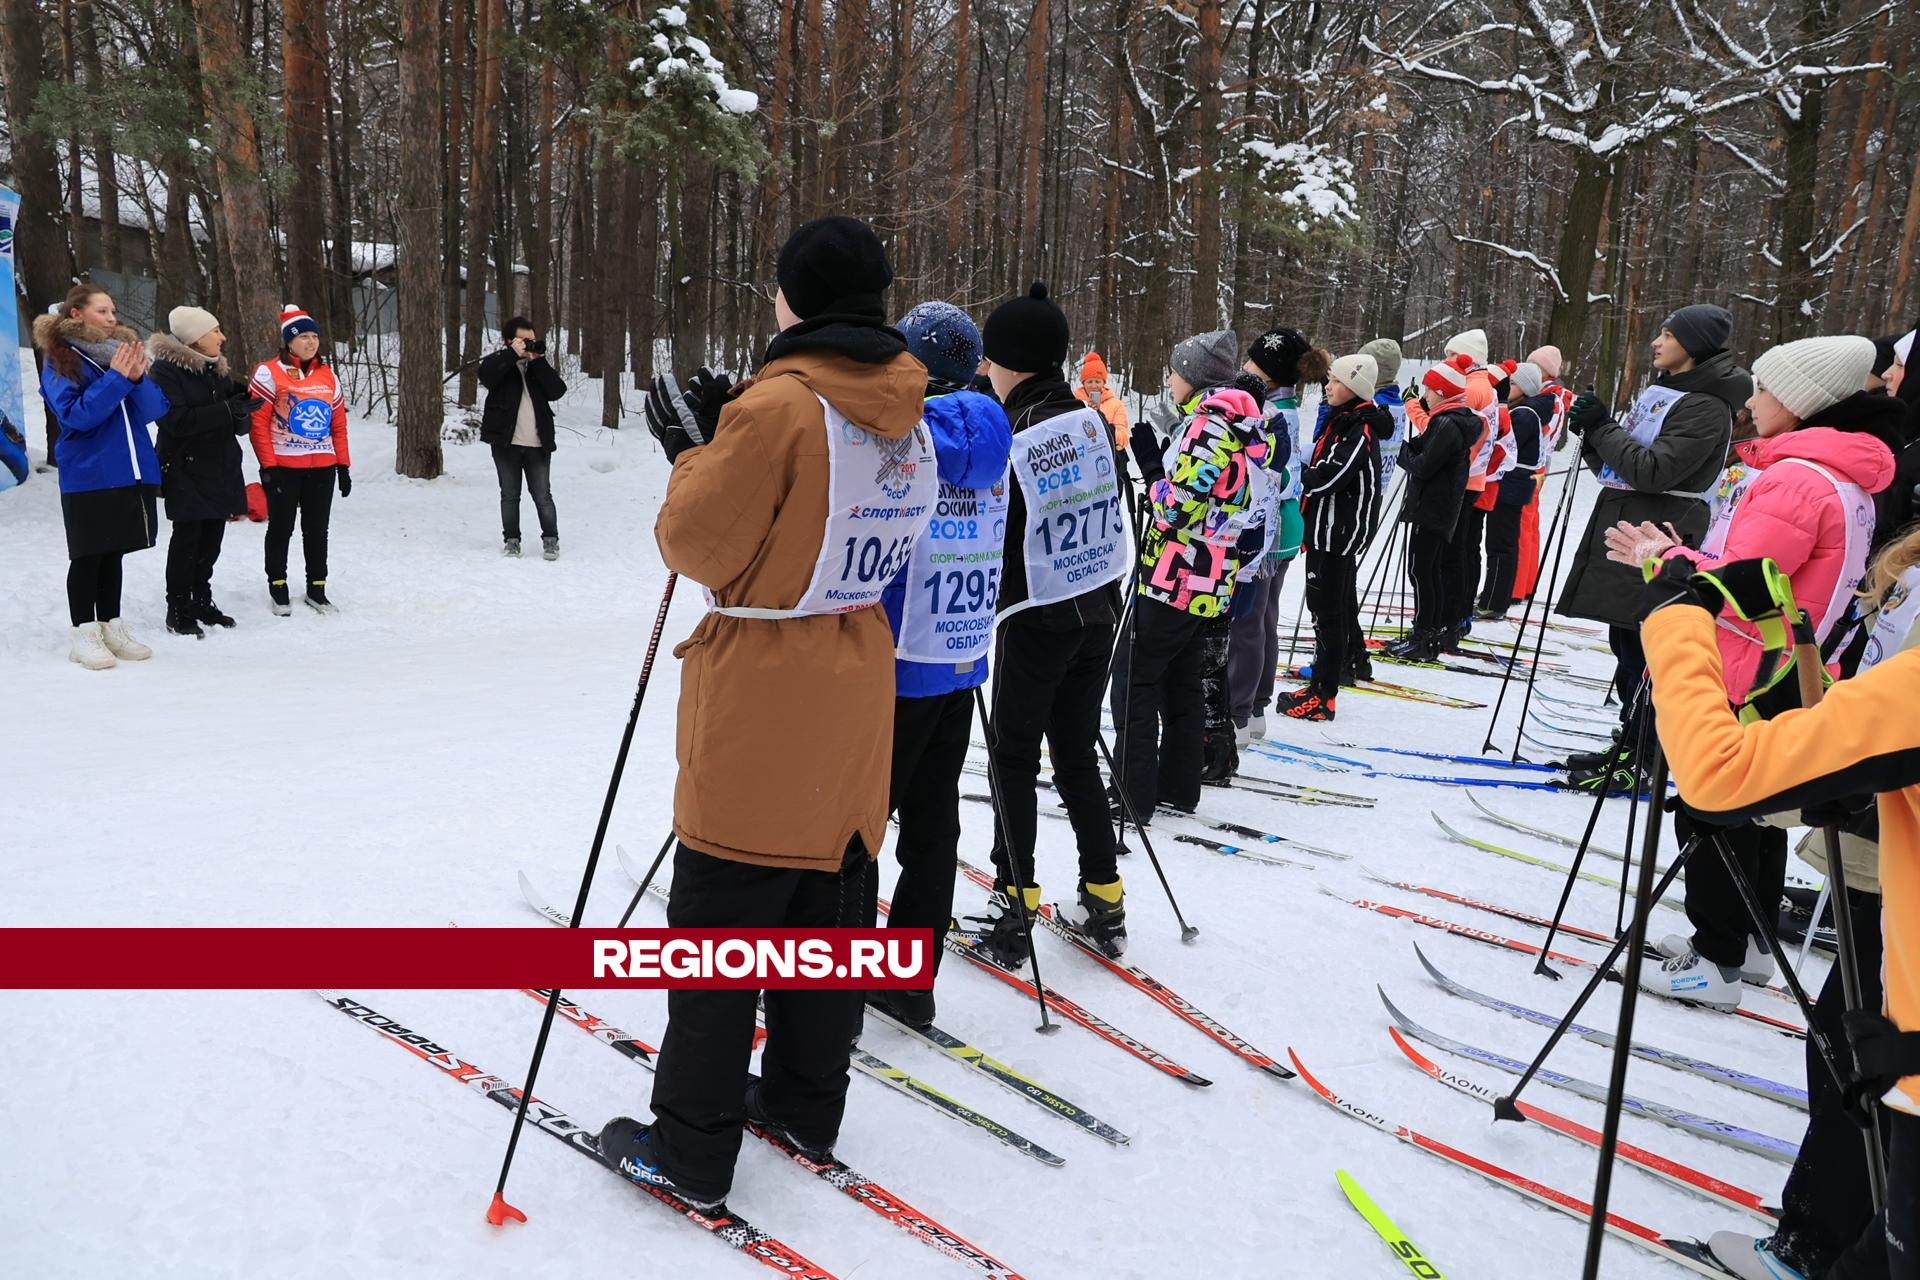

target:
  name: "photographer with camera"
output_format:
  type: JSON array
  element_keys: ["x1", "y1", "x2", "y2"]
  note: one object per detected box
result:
[{"x1": 478, "y1": 316, "x2": 567, "y2": 559}]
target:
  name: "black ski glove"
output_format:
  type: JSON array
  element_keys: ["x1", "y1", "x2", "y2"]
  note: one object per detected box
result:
[
  {"x1": 227, "y1": 392, "x2": 269, "y2": 427},
  {"x1": 1635, "y1": 557, "x2": 1722, "y2": 623},
  {"x1": 645, "y1": 372, "x2": 711, "y2": 464},
  {"x1": 1567, "y1": 392, "x2": 1610, "y2": 438},
  {"x1": 336, "y1": 465, "x2": 351, "y2": 498},
  {"x1": 1840, "y1": 1008, "x2": 1920, "y2": 1121},
  {"x1": 682, "y1": 367, "x2": 735, "y2": 440}
]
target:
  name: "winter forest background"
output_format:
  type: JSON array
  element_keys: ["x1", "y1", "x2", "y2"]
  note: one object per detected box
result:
[{"x1": 1, "y1": 0, "x2": 1915, "y2": 477}]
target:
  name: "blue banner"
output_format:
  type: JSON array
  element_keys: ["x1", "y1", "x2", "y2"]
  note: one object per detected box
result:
[{"x1": 0, "y1": 183, "x2": 27, "y2": 490}]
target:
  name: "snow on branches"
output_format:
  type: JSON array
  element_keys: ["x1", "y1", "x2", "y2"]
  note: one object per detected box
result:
[
  {"x1": 1242, "y1": 139, "x2": 1360, "y2": 246},
  {"x1": 630, "y1": 6, "x2": 759, "y2": 117}
]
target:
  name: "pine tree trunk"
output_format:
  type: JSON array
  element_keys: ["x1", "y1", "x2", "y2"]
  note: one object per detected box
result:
[
  {"x1": 192, "y1": 0, "x2": 284, "y2": 376},
  {"x1": 0, "y1": 0, "x2": 74, "y2": 309},
  {"x1": 943, "y1": 0, "x2": 972, "y2": 292},
  {"x1": 326, "y1": 0, "x2": 357, "y2": 344},
  {"x1": 1542, "y1": 153, "x2": 1612, "y2": 369},
  {"x1": 75, "y1": 0, "x2": 122, "y2": 274},
  {"x1": 456, "y1": 0, "x2": 502, "y2": 406},
  {"x1": 1190, "y1": 0, "x2": 1222, "y2": 330},
  {"x1": 282, "y1": 0, "x2": 330, "y2": 331},
  {"x1": 529, "y1": 55, "x2": 557, "y2": 336},
  {"x1": 395, "y1": 0, "x2": 444, "y2": 479}
]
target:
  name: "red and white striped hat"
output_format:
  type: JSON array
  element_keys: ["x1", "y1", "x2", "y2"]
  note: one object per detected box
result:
[
  {"x1": 1422, "y1": 353, "x2": 1475, "y2": 398},
  {"x1": 279, "y1": 305, "x2": 319, "y2": 346}
]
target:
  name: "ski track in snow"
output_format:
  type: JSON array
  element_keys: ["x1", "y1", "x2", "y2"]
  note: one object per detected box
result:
[{"x1": 2, "y1": 357, "x2": 1819, "y2": 1278}]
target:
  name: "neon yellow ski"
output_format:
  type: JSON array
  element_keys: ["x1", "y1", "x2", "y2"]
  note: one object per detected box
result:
[{"x1": 1336, "y1": 1170, "x2": 1447, "y2": 1278}]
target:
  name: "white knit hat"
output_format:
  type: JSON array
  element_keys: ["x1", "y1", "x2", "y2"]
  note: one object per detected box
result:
[
  {"x1": 168, "y1": 305, "x2": 221, "y2": 346},
  {"x1": 1751, "y1": 336, "x2": 1876, "y2": 420},
  {"x1": 1512, "y1": 362, "x2": 1544, "y2": 398},
  {"x1": 1444, "y1": 328, "x2": 1489, "y2": 365},
  {"x1": 1329, "y1": 353, "x2": 1379, "y2": 402}
]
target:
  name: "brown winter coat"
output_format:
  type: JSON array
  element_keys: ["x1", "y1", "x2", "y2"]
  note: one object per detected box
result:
[{"x1": 658, "y1": 347, "x2": 930, "y2": 871}]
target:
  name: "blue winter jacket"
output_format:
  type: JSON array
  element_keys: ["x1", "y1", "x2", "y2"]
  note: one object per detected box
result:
[
  {"x1": 882, "y1": 389, "x2": 1015, "y2": 698},
  {"x1": 41, "y1": 347, "x2": 169, "y2": 494}
]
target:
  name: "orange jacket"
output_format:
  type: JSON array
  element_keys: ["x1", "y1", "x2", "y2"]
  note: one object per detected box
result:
[
  {"x1": 1075, "y1": 386, "x2": 1131, "y2": 450},
  {"x1": 250, "y1": 357, "x2": 351, "y2": 469},
  {"x1": 1407, "y1": 368, "x2": 1493, "y2": 491},
  {"x1": 1644, "y1": 605, "x2": 1920, "y2": 1113}
]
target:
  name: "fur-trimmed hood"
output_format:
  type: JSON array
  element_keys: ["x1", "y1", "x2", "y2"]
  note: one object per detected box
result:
[
  {"x1": 147, "y1": 331, "x2": 230, "y2": 379},
  {"x1": 33, "y1": 314, "x2": 143, "y2": 382}
]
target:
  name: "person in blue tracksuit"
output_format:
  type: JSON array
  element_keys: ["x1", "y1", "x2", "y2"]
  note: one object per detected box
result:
[
  {"x1": 34, "y1": 283, "x2": 171, "y2": 669},
  {"x1": 866, "y1": 301, "x2": 1014, "y2": 1028}
]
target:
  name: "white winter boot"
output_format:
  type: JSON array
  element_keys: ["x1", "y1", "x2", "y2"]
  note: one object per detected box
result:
[
  {"x1": 1639, "y1": 949, "x2": 1742, "y2": 1011},
  {"x1": 100, "y1": 617, "x2": 153, "y2": 661},
  {"x1": 69, "y1": 622, "x2": 118, "y2": 669}
]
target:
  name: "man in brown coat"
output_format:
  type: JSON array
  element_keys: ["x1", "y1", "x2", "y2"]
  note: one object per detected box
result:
[{"x1": 598, "y1": 216, "x2": 935, "y2": 1210}]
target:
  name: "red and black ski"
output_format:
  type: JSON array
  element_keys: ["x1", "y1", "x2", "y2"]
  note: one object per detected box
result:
[{"x1": 315, "y1": 991, "x2": 839, "y2": 1280}]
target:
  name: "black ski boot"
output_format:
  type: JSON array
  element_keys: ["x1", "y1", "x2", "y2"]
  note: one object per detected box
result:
[
  {"x1": 268, "y1": 578, "x2": 292, "y2": 617},
  {"x1": 305, "y1": 579, "x2": 337, "y2": 614},
  {"x1": 1059, "y1": 880, "x2": 1127, "y2": 959},
  {"x1": 1561, "y1": 733, "x2": 1625, "y2": 773},
  {"x1": 866, "y1": 986, "x2": 936, "y2": 1031},
  {"x1": 166, "y1": 596, "x2": 204, "y2": 637},
  {"x1": 973, "y1": 890, "x2": 1037, "y2": 970},
  {"x1": 744, "y1": 1079, "x2": 837, "y2": 1165},
  {"x1": 595, "y1": 1116, "x2": 728, "y2": 1210}
]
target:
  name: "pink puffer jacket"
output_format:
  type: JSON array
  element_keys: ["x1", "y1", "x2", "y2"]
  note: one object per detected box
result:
[{"x1": 1664, "y1": 426, "x2": 1894, "y2": 699}]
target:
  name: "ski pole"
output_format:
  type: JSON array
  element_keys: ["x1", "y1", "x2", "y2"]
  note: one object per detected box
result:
[
  {"x1": 1580, "y1": 741, "x2": 1671, "y2": 1280},
  {"x1": 1094, "y1": 722, "x2": 1200, "y2": 943},
  {"x1": 615, "y1": 828, "x2": 677, "y2": 928},
  {"x1": 1532, "y1": 683, "x2": 1644, "y2": 976},
  {"x1": 1494, "y1": 836, "x2": 1694, "y2": 1119},
  {"x1": 1507, "y1": 461, "x2": 1585, "y2": 760},
  {"x1": 1794, "y1": 881, "x2": 1831, "y2": 974},
  {"x1": 973, "y1": 683, "x2": 1058, "y2": 1034},
  {"x1": 1480, "y1": 463, "x2": 1575, "y2": 752},
  {"x1": 1785, "y1": 638, "x2": 1890, "y2": 1207},
  {"x1": 487, "y1": 570, "x2": 679, "y2": 1226}
]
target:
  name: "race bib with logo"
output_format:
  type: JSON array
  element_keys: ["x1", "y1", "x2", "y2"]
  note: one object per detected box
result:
[
  {"x1": 897, "y1": 470, "x2": 1010, "y2": 663},
  {"x1": 1863, "y1": 567, "x2": 1920, "y2": 672},
  {"x1": 716, "y1": 395, "x2": 935, "y2": 620},
  {"x1": 1001, "y1": 407, "x2": 1127, "y2": 618},
  {"x1": 1598, "y1": 384, "x2": 1713, "y2": 495}
]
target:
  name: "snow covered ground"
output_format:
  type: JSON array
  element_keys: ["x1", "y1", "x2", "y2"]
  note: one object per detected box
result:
[{"x1": 2, "y1": 352, "x2": 1821, "y2": 1278}]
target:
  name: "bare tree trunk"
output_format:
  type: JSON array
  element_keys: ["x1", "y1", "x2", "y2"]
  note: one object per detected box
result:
[
  {"x1": 75, "y1": 0, "x2": 121, "y2": 273},
  {"x1": 192, "y1": 0, "x2": 283, "y2": 375},
  {"x1": 521, "y1": 55, "x2": 556, "y2": 338},
  {"x1": 457, "y1": 0, "x2": 502, "y2": 406},
  {"x1": 283, "y1": 0, "x2": 330, "y2": 330},
  {"x1": 443, "y1": 0, "x2": 469, "y2": 369},
  {"x1": 1542, "y1": 153, "x2": 1613, "y2": 368},
  {"x1": 327, "y1": 0, "x2": 358, "y2": 345},
  {"x1": 395, "y1": 0, "x2": 444, "y2": 478},
  {"x1": 1190, "y1": 0, "x2": 1222, "y2": 329},
  {"x1": 0, "y1": 0, "x2": 74, "y2": 308},
  {"x1": 1016, "y1": 0, "x2": 1049, "y2": 286},
  {"x1": 943, "y1": 0, "x2": 972, "y2": 293},
  {"x1": 800, "y1": 0, "x2": 825, "y2": 217}
]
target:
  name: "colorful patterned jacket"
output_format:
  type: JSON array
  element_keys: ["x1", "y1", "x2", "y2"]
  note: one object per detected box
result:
[{"x1": 1137, "y1": 386, "x2": 1265, "y2": 617}]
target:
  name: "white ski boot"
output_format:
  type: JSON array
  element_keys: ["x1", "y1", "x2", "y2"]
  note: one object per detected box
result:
[
  {"x1": 1706, "y1": 1231, "x2": 1808, "y2": 1280},
  {"x1": 1640, "y1": 949, "x2": 1742, "y2": 1011}
]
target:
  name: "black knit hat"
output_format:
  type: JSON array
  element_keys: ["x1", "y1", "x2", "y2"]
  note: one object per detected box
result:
[
  {"x1": 1250, "y1": 327, "x2": 1311, "y2": 384},
  {"x1": 776, "y1": 216, "x2": 892, "y2": 321},
  {"x1": 1662, "y1": 303, "x2": 1734, "y2": 361},
  {"x1": 982, "y1": 281, "x2": 1070, "y2": 373}
]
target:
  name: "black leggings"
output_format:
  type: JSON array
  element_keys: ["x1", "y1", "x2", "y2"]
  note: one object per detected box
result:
[{"x1": 66, "y1": 553, "x2": 124, "y2": 626}]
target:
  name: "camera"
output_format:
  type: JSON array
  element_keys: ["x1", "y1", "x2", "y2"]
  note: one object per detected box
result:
[{"x1": 524, "y1": 338, "x2": 546, "y2": 355}]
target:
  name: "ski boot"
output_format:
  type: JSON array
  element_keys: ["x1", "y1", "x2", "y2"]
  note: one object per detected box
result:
[
  {"x1": 1659, "y1": 933, "x2": 1776, "y2": 985},
  {"x1": 595, "y1": 1116, "x2": 728, "y2": 1210},
  {"x1": 1568, "y1": 757, "x2": 1651, "y2": 797},
  {"x1": 744, "y1": 1079, "x2": 836, "y2": 1165},
  {"x1": 268, "y1": 578, "x2": 293, "y2": 617},
  {"x1": 1705, "y1": 1231, "x2": 1809, "y2": 1280},
  {"x1": 1561, "y1": 732, "x2": 1625, "y2": 773},
  {"x1": 305, "y1": 579, "x2": 337, "y2": 615},
  {"x1": 1347, "y1": 657, "x2": 1374, "y2": 685},
  {"x1": 1107, "y1": 785, "x2": 1152, "y2": 828},
  {"x1": 1275, "y1": 688, "x2": 1336, "y2": 721},
  {"x1": 1059, "y1": 879, "x2": 1127, "y2": 959},
  {"x1": 973, "y1": 887, "x2": 1040, "y2": 970},
  {"x1": 1639, "y1": 949, "x2": 1742, "y2": 1011},
  {"x1": 866, "y1": 986, "x2": 936, "y2": 1031},
  {"x1": 1248, "y1": 712, "x2": 1269, "y2": 741}
]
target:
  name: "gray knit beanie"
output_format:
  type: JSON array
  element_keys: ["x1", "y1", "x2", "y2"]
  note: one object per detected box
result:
[
  {"x1": 1359, "y1": 338, "x2": 1402, "y2": 389},
  {"x1": 1170, "y1": 329, "x2": 1239, "y2": 391}
]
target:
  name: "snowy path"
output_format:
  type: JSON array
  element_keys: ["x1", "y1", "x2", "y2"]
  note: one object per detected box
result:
[{"x1": 2, "y1": 362, "x2": 1819, "y2": 1278}]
